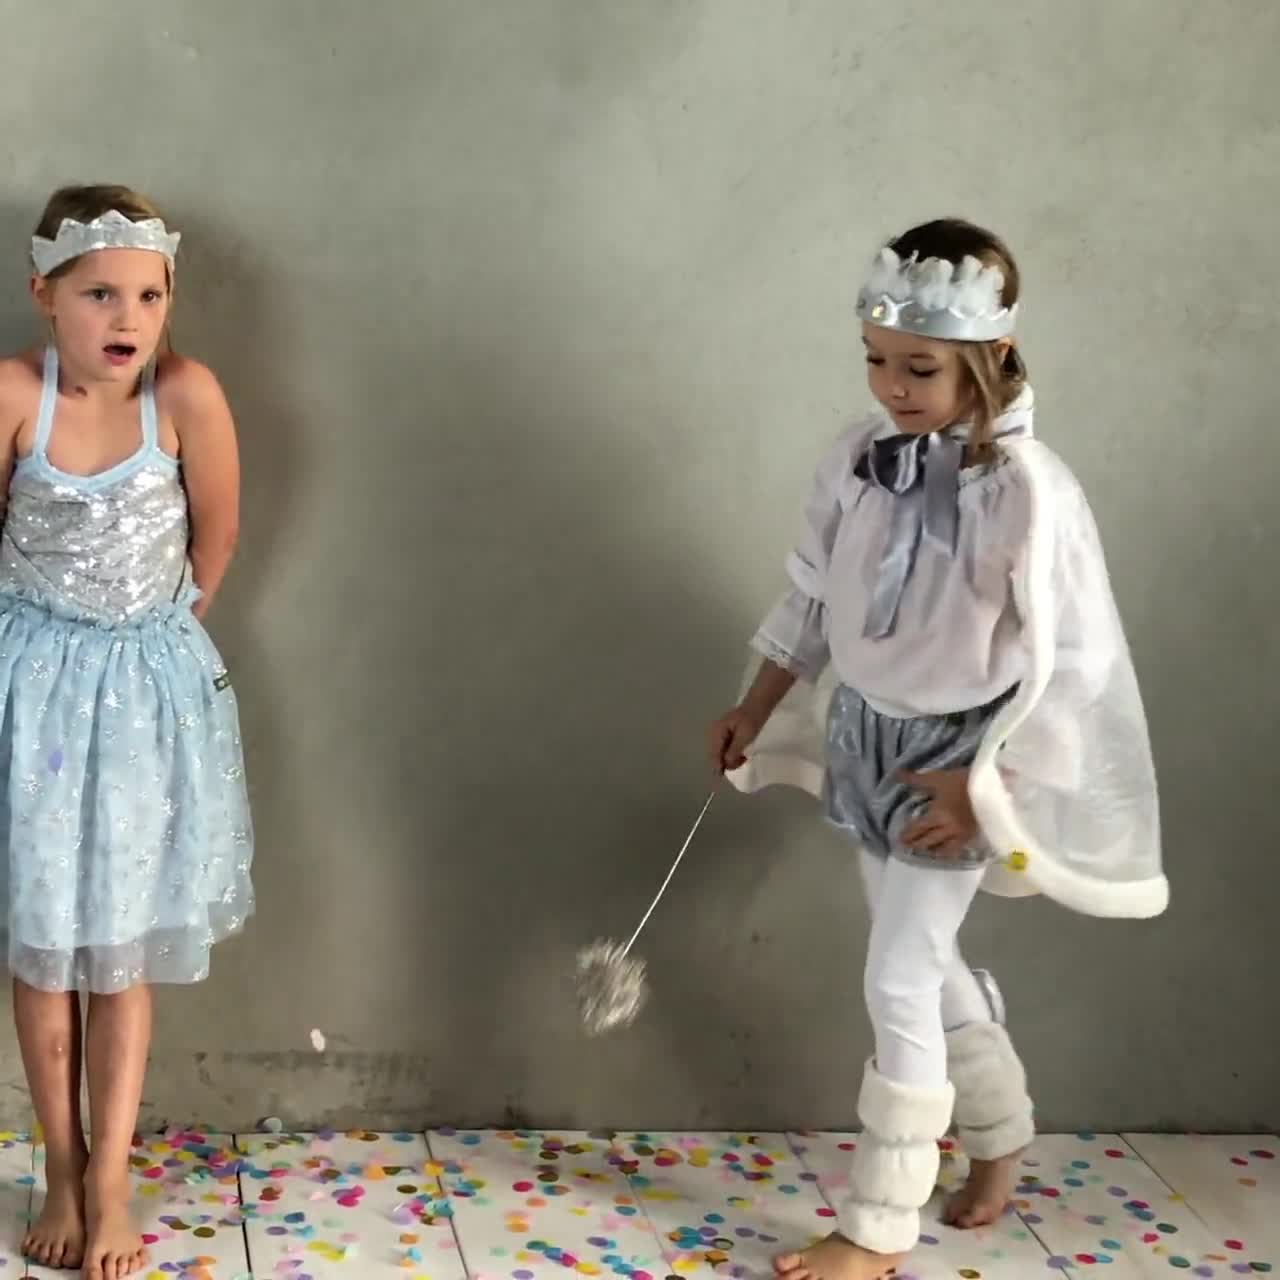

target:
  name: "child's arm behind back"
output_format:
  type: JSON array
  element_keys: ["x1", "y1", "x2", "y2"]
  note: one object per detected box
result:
[{"x1": 160, "y1": 355, "x2": 240, "y2": 618}]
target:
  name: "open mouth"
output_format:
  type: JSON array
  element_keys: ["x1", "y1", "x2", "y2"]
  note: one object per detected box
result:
[{"x1": 103, "y1": 343, "x2": 137, "y2": 365}]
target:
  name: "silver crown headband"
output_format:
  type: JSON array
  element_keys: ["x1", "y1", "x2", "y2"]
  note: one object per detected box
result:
[
  {"x1": 31, "y1": 209, "x2": 181, "y2": 277},
  {"x1": 855, "y1": 247, "x2": 1017, "y2": 342}
]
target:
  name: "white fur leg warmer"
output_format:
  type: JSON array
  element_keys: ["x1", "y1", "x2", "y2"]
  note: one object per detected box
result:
[
  {"x1": 947, "y1": 1021, "x2": 1035, "y2": 1161},
  {"x1": 841, "y1": 1060, "x2": 955, "y2": 1255}
]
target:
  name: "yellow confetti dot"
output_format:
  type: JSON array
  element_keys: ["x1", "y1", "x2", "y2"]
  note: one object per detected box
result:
[{"x1": 1007, "y1": 850, "x2": 1029, "y2": 871}]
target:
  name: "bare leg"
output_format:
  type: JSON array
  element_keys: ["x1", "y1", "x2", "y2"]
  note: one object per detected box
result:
[
  {"x1": 14, "y1": 978, "x2": 89, "y2": 1269},
  {"x1": 82, "y1": 985, "x2": 151, "y2": 1280}
]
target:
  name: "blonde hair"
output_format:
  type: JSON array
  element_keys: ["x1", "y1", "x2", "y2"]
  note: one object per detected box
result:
[
  {"x1": 32, "y1": 184, "x2": 172, "y2": 287},
  {"x1": 887, "y1": 219, "x2": 1027, "y2": 463}
]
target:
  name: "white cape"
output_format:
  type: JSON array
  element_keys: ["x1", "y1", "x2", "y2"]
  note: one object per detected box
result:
[{"x1": 728, "y1": 438, "x2": 1167, "y2": 920}]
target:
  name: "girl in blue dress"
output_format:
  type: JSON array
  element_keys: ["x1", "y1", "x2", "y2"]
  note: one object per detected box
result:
[{"x1": 0, "y1": 185, "x2": 254, "y2": 1278}]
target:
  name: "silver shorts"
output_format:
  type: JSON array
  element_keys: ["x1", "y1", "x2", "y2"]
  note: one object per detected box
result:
[{"x1": 823, "y1": 683, "x2": 1014, "y2": 870}]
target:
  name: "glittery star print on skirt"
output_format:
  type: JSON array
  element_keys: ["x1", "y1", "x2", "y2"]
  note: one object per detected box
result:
[
  {"x1": 0, "y1": 346, "x2": 254, "y2": 993},
  {"x1": 0, "y1": 589, "x2": 254, "y2": 992}
]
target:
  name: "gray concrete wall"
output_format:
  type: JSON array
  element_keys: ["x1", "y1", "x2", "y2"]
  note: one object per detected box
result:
[{"x1": 0, "y1": 0, "x2": 1275, "y2": 1133}]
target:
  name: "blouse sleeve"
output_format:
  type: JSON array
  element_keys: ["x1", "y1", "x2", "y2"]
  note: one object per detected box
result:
[{"x1": 749, "y1": 423, "x2": 866, "y2": 682}]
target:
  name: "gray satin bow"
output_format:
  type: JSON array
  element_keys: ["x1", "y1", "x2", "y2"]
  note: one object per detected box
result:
[
  {"x1": 856, "y1": 432, "x2": 963, "y2": 639},
  {"x1": 855, "y1": 423, "x2": 1025, "y2": 639}
]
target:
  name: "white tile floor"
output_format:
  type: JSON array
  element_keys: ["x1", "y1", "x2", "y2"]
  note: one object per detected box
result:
[{"x1": 0, "y1": 1129, "x2": 1272, "y2": 1278}]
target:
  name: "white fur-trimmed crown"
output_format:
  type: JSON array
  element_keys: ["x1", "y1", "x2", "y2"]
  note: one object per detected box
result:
[{"x1": 856, "y1": 247, "x2": 1017, "y2": 341}]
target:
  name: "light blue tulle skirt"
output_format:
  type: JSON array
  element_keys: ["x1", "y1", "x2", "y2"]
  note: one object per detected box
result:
[{"x1": 0, "y1": 589, "x2": 254, "y2": 993}]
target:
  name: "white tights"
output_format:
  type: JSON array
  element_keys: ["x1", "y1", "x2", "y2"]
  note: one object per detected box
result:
[{"x1": 858, "y1": 850, "x2": 994, "y2": 1089}]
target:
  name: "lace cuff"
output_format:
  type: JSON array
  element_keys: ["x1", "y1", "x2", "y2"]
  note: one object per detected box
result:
[{"x1": 751, "y1": 588, "x2": 829, "y2": 682}]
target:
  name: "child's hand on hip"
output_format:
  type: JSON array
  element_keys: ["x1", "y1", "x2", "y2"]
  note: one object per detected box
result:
[
  {"x1": 707, "y1": 705, "x2": 764, "y2": 774},
  {"x1": 898, "y1": 769, "x2": 979, "y2": 856}
]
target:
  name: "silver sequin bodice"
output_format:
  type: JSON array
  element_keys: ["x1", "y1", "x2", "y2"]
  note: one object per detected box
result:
[
  {"x1": 0, "y1": 347, "x2": 190, "y2": 624},
  {"x1": 0, "y1": 460, "x2": 189, "y2": 623}
]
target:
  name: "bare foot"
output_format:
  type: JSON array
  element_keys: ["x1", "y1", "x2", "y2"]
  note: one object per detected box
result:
[
  {"x1": 82, "y1": 1176, "x2": 147, "y2": 1280},
  {"x1": 774, "y1": 1232, "x2": 904, "y2": 1280},
  {"x1": 23, "y1": 1157, "x2": 87, "y2": 1269},
  {"x1": 943, "y1": 1153, "x2": 1020, "y2": 1228}
]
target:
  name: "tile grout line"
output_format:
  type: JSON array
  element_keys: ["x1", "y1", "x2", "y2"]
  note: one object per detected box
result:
[
  {"x1": 1009, "y1": 1134, "x2": 1077, "y2": 1263},
  {"x1": 783, "y1": 1130, "x2": 837, "y2": 1215},
  {"x1": 1116, "y1": 1133, "x2": 1198, "y2": 1213},
  {"x1": 1118, "y1": 1131, "x2": 1278, "y2": 1267},
  {"x1": 232, "y1": 1132, "x2": 255, "y2": 1280},
  {"x1": 608, "y1": 1130, "x2": 686, "y2": 1276},
  {"x1": 423, "y1": 1128, "x2": 476, "y2": 1280}
]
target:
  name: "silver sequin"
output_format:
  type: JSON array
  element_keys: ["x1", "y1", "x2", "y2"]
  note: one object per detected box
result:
[{"x1": 0, "y1": 463, "x2": 189, "y2": 623}]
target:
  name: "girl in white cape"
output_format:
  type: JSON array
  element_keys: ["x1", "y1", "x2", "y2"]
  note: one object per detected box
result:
[{"x1": 707, "y1": 219, "x2": 1165, "y2": 1280}]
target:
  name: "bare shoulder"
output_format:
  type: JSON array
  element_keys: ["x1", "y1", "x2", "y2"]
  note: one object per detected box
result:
[
  {"x1": 0, "y1": 349, "x2": 43, "y2": 399},
  {"x1": 154, "y1": 352, "x2": 231, "y2": 424},
  {"x1": 0, "y1": 350, "x2": 43, "y2": 432}
]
